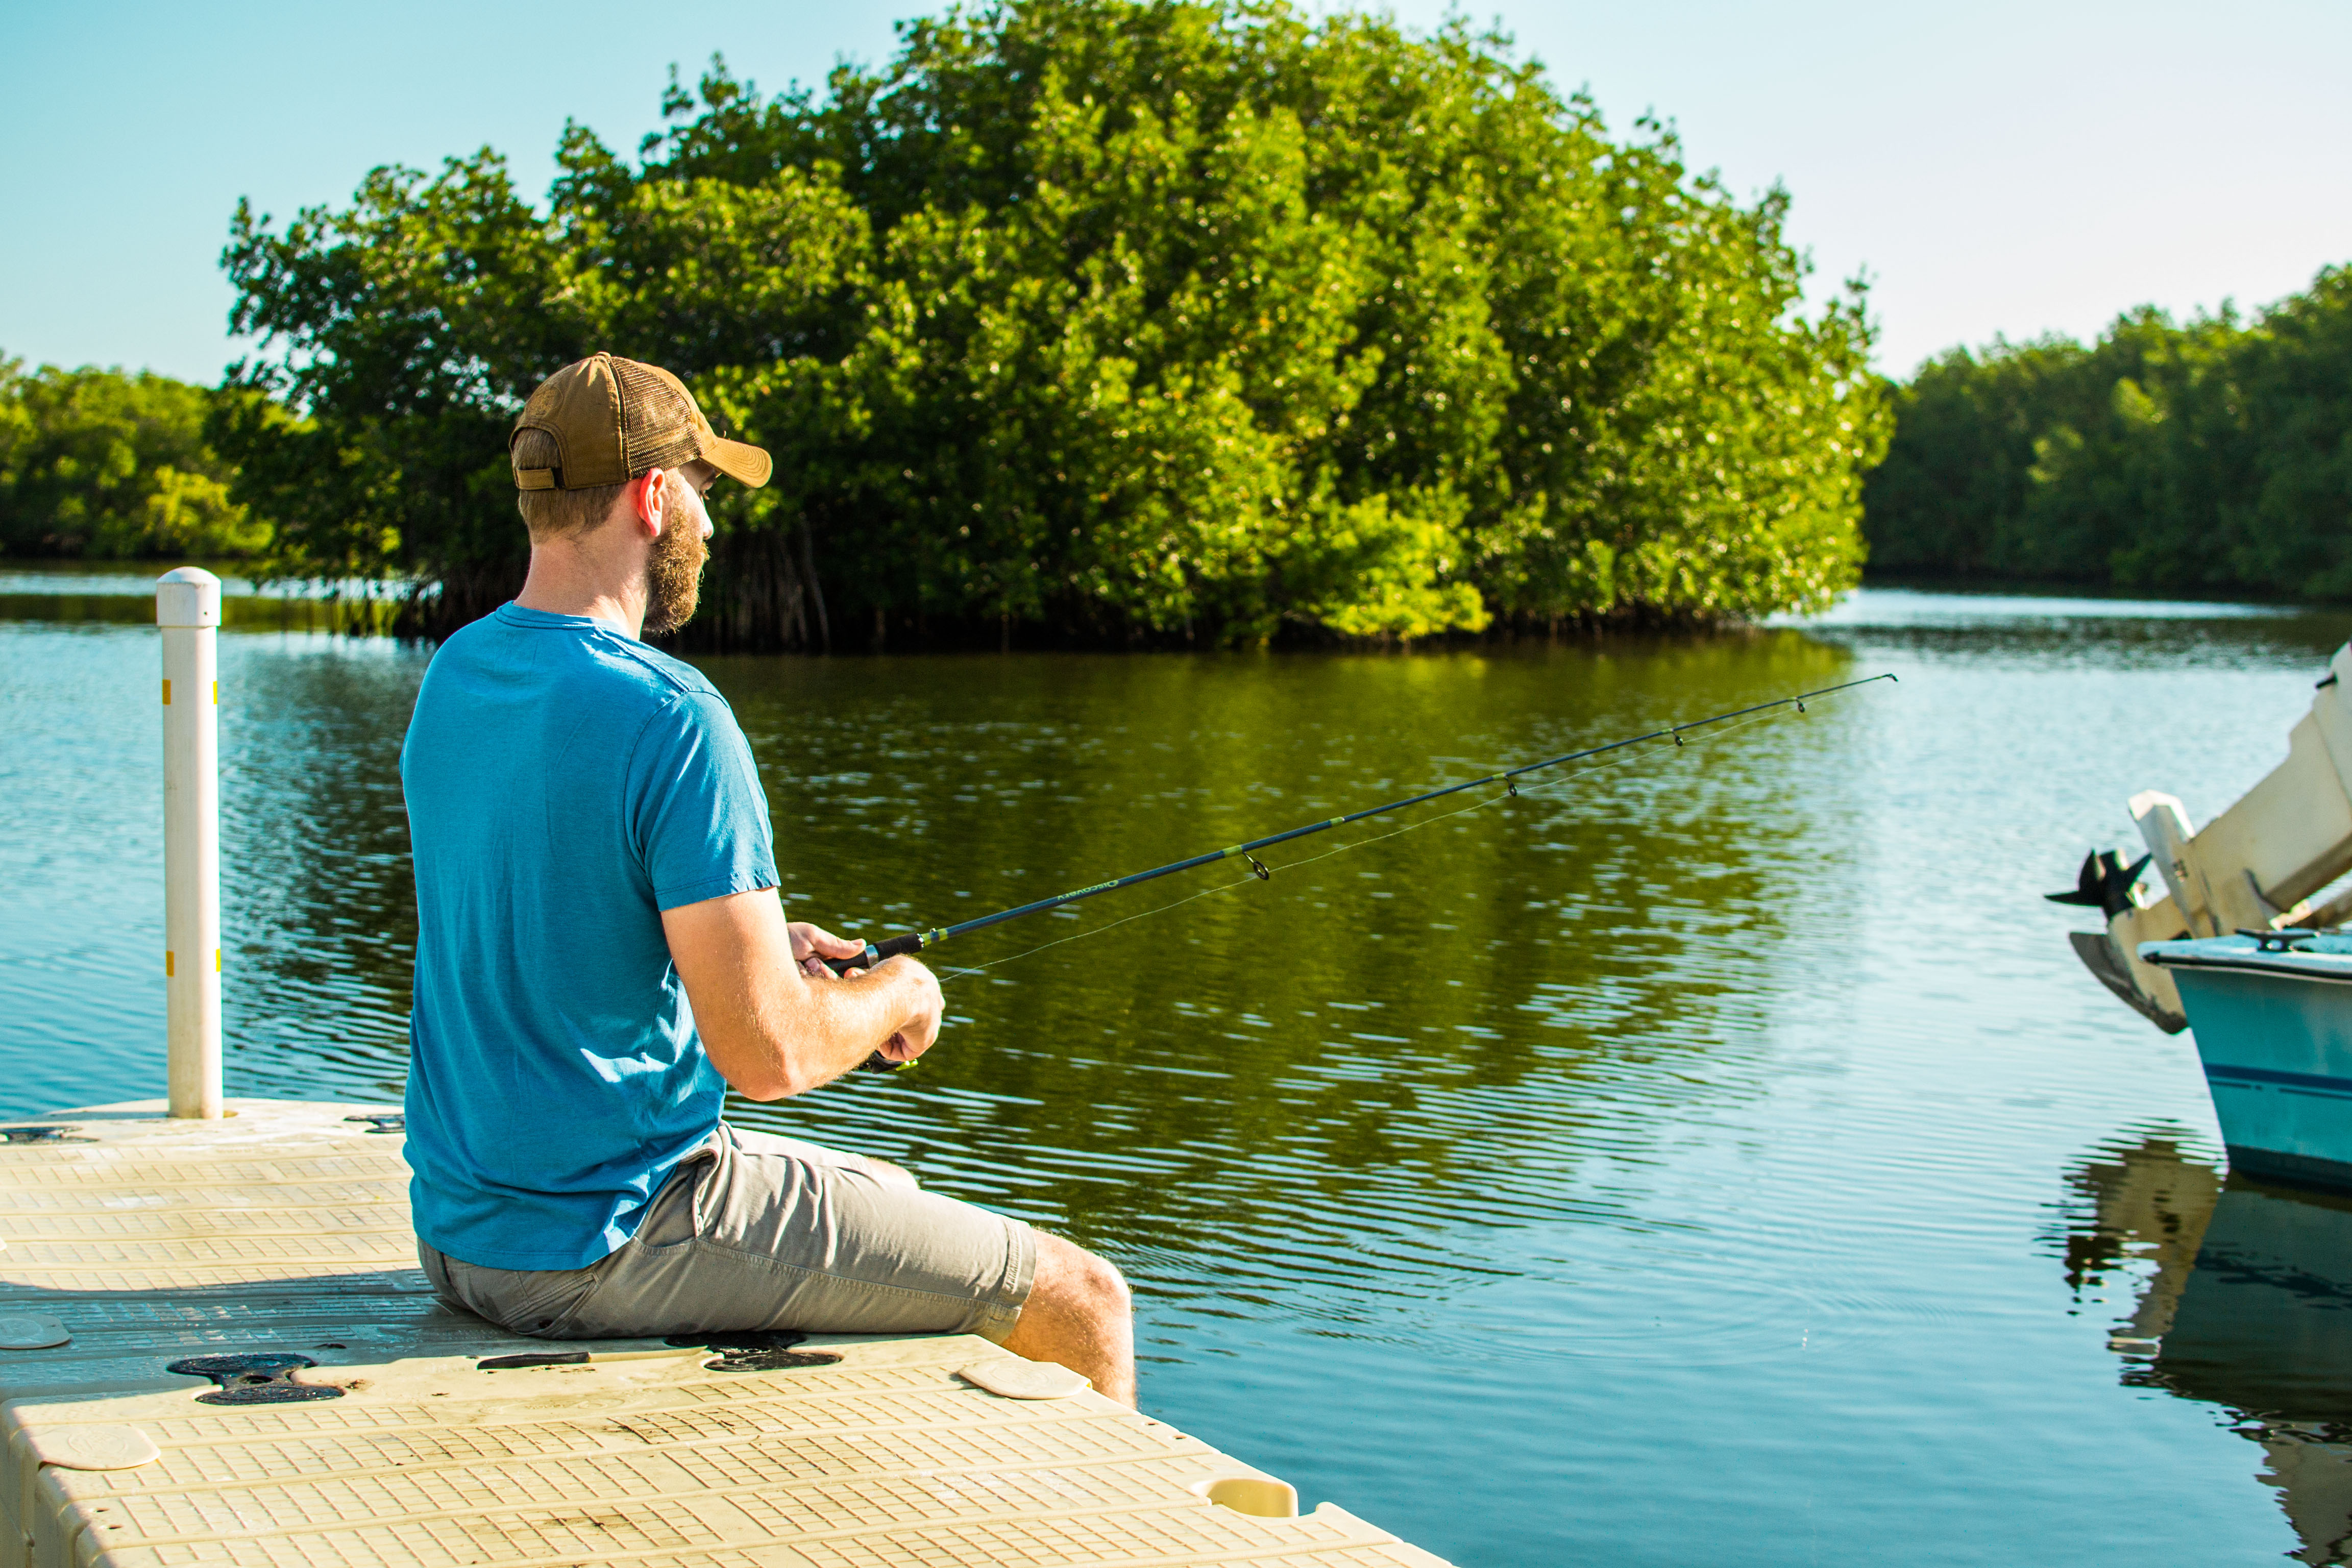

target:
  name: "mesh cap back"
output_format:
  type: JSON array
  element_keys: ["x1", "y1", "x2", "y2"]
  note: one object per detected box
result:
[{"x1": 510, "y1": 354, "x2": 771, "y2": 493}]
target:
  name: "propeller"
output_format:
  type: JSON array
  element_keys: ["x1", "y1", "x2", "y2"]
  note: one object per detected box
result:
[{"x1": 2046, "y1": 849, "x2": 2153, "y2": 920}]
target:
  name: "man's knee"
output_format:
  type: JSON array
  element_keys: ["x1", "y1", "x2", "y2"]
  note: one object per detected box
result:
[
  {"x1": 1008, "y1": 1232, "x2": 1136, "y2": 1405},
  {"x1": 1031, "y1": 1232, "x2": 1130, "y2": 1318}
]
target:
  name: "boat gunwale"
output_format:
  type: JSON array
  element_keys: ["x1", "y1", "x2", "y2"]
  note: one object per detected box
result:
[{"x1": 2141, "y1": 948, "x2": 2352, "y2": 986}]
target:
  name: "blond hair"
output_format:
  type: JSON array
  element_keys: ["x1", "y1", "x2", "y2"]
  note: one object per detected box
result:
[{"x1": 511, "y1": 426, "x2": 629, "y2": 542}]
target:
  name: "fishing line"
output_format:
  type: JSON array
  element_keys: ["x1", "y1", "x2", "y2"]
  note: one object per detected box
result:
[
  {"x1": 834, "y1": 672, "x2": 1895, "y2": 1069},
  {"x1": 930, "y1": 870, "x2": 1266, "y2": 984},
  {"x1": 830, "y1": 670, "x2": 1892, "y2": 979},
  {"x1": 1269, "y1": 699, "x2": 1801, "y2": 868},
  {"x1": 915, "y1": 682, "x2": 1870, "y2": 988}
]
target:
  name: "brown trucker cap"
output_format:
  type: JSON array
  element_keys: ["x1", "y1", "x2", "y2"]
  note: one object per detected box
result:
[{"x1": 510, "y1": 353, "x2": 771, "y2": 492}]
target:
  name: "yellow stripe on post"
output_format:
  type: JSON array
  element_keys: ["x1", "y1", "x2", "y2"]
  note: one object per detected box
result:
[
  {"x1": 165, "y1": 951, "x2": 175, "y2": 977},
  {"x1": 161, "y1": 679, "x2": 171, "y2": 705}
]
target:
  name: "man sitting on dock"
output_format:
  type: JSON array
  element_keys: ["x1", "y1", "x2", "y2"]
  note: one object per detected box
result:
[{"x1": 397, "y1": 353, "x2": 1135, "y2": 1403}]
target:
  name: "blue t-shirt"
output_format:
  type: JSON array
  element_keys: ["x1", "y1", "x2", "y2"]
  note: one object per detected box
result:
[{"x1": 400, "y1": 604, "x2": 779, "y2": 1270}]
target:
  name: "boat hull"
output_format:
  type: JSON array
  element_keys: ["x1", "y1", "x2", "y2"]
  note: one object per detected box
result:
[{"x1": 2151, "y1": 946, "x2": 2352, "y2": 1188}]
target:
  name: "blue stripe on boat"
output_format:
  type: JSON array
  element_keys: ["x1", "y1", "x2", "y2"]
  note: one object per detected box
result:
[{"x1": 2203, "y1": 1062, "x2": 2352, "y2": 1097}]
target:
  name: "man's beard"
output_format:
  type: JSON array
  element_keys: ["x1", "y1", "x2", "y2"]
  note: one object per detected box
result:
[{"x1": 642, "y1": 480, "x2": 708, "y2": 636}]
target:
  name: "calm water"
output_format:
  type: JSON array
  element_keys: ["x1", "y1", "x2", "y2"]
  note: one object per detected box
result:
[{"x1": 7, "y1": 577, "x2": 2352, "y2": 1564}]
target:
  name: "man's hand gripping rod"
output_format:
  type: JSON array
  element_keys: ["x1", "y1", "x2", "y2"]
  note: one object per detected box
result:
[{"x1": 822, "y1": 937, "x2": 932, "y2": 1073}]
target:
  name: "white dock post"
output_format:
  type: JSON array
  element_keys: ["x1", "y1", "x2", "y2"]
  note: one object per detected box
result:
[{"x1": 157, "y1": 567, "x2": 224, "y2": 1118}]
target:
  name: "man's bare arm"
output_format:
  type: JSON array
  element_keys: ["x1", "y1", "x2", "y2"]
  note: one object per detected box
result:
[{"x1": 662, "y1": 890, "x2": 942, "y2": 1099}]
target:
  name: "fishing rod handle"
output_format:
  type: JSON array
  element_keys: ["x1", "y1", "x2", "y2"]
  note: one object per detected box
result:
[{"x1": 819, "y1": 932, "x2": 928, "y2": 977}]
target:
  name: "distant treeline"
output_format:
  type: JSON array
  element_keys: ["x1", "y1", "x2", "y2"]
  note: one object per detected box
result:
[
  {"x1": 1863, "y1": 264, "x2": 2352, "y2": 598},
  {"x1": 212, "y1": 0, "x2": 1883, "y2": 649},
  {"x1": 0, "y1": 360, "x2": 266, "y2": 560}
]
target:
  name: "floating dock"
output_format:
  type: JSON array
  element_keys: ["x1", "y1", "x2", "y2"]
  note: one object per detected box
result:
[{"x1": 0, "y1": 1099, "x2": 1450, "y2": 1568}]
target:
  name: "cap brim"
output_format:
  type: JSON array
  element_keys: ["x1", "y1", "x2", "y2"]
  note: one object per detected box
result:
[{"x1": 704, "y1": 435, "x2": 772, "y2": 489}]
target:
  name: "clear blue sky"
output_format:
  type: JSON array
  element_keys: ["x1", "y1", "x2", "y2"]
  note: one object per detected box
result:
[{"x1": 4, "y1": 0, "x2": 2345, "y2": 384}]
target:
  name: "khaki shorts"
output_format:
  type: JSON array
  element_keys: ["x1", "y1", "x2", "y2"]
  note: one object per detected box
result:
[{"x1": 418, "y1": 1124, "x2": 1036, "y2": 1343}]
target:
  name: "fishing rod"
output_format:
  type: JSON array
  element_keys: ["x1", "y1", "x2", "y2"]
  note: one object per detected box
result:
[{"x1": 824, "y1": 671, "x2": 1895, "y2": 1066}]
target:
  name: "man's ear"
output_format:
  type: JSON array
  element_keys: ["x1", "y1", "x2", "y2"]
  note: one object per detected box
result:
[{"x1": 632, "y1": 469, "x2": 669, "y2": 534}]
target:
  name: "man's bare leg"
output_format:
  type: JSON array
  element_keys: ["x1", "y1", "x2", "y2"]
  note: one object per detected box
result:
[
  {"x1": 1004, "y1": 1231, "x2": 1136, "y2": 1406},
  {"x1": 836, "y1": 1156, "x2": 1130, "y2": 1399}
]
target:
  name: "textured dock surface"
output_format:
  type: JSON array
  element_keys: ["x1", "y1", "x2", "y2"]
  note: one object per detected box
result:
[{"x1": 0, "y1": 1100, "x2": 1449, "y2": 1567}]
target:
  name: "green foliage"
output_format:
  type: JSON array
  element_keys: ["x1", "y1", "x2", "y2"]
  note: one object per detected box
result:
[
  {"x1": 218, "y1": 0, "x2": 1884, "y2": 647},
  {"x1": 1863, "y1": 264, "x2": 2352, "y2": 598},
  {"x1": 0, "y1": 360, "x2": 268, "y2": 559}
]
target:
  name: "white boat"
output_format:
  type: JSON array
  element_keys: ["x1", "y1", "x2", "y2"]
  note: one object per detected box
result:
[
  {"x1": 2141, "y1": 933, "x2": 2352, "y2": 1186},
  {"x1": 2053, "y1": 643, "x2": 2352, "y2": 1185}
]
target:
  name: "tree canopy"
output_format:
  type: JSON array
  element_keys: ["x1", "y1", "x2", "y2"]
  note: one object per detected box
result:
[
  {"x1": 0, "y1": 360, "x2": 266, "y2": 560},
  {"x1": 1863, "y1": 264, "x2": 2352, "y2": 598},
  {"x1": 217, "y1": 0, "x2": 1884, "y2": 647}
]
